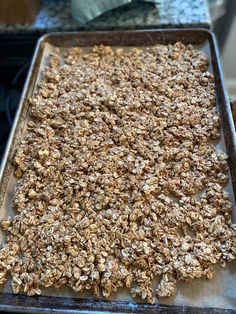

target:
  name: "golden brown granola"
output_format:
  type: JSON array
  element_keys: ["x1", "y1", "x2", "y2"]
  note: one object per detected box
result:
[{"x1": 0, "y1": 42, "x2": 235, "y2": 303}]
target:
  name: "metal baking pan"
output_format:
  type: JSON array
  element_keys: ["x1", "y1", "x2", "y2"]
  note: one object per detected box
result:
[{"x1": 0, "y1": 29, "x2": 236, "y2": 313}]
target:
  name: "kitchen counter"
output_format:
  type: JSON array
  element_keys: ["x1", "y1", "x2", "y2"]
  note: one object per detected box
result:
[{"x1": 0, "y1": 0, "x2": 210, "y2": 34}]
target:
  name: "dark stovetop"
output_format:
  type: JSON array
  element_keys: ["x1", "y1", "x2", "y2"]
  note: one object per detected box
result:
[
  {"x1": 0, "y1": 35, "x2": 38, "y2": 314},
  {"x1": 0, "y1": 34, "x2": 38, "y2": 161}
]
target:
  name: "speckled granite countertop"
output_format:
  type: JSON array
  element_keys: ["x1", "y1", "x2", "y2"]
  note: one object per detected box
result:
[{"x1": 0, "y1": 0, "x2": 210, "y2": 33}]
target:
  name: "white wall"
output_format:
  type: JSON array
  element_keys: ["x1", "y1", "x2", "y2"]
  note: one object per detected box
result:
[{"x1": 221, "y1": 16, "x2": 236, "y2": 98}]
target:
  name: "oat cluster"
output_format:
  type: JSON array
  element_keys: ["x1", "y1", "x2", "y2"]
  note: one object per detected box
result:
[{"x1": 0, "y1": 43, "x2": 236, "y2": 303}]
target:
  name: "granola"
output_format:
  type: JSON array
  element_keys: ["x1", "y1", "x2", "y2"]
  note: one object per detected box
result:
[{"x1": 0, "y1": 42, "x2": 235, "y2": 303}]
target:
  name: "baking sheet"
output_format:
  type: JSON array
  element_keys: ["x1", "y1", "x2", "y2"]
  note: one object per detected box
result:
[{"x1": 0, "y1": 30, "x2": 235, "y2": 313}]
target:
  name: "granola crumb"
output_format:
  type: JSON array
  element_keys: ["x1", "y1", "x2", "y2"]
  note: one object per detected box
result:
[{"x1": 0, "y1": 42, "x2": 235, "y2": 303}]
